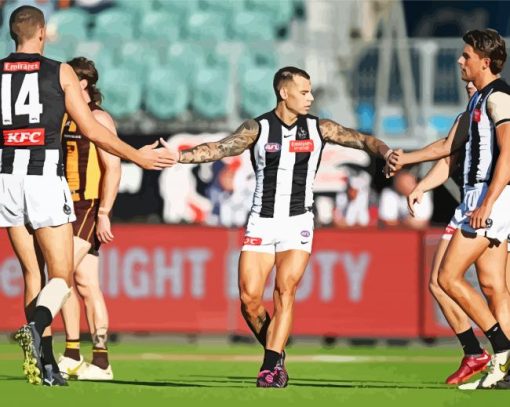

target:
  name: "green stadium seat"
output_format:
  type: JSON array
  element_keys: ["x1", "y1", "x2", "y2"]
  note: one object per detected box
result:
[
  {"x1": 115, "y1": 0, "x2": 156, "y2": 15},
  {"x1": 100, "y1": 67, "x2": 142, "y2": 118},
  {"x1": 145, "y1": 66, "x2": 189, "y2": 119},
  {"x1": 92, "y1": 8, "x2": 135, "y2": 43},
  {"x1": 186, "y1": 11, "x2": 227, "y2": 41},
  {"x1": 198, "y1": 0, "x2": 245, "y2": 16},
  {"x1": 119, "y1": 41, "x2": 161, "y2": 83},
  {"x1": 239, "y1": 66, "x2": 274, "y2": 117},
  {"x1": 153, "y1": 0, "x2": 198, "y2": 19},
  {"x1": 191, "y1": 61, "x2": 230, "y2": 119},
  {"x1": 44, "y1": 41, "x2": 73, "y2": 62},
  {"x1": 166, "y1": 43, "x2": 208, "y2": 83},
  {"x1": 231, "y1": 11, "x2": 275, "y2": 41},
  {"x1": 245, "y1": 0, "x2": 294, "y2": 27},
  {"x1": 140, "y1": 11, "x2": 181, "y2": 43},
  {"x1": 47, "y1": 8, "x2": 90, "y2": 42}
]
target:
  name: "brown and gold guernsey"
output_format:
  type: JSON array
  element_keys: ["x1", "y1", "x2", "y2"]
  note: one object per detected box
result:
[{"x1": 62, "y1": 101, "x2": 103, "y2": 202}]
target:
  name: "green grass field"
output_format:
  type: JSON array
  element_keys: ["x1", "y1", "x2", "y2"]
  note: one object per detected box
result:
[{"x1": 0, "y1": 339, "x2": 508, "y2": 406}]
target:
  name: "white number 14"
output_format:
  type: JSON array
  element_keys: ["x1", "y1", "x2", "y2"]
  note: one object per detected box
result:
[{"x1": 1, "y1": 73, "x2": 43, "y2": 125}]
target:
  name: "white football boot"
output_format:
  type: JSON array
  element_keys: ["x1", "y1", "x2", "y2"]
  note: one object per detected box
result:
[
  {"x1": 57, "y1": 354, "x2": 86, "y2": 380},
  {"x1": 78, "y1": 363, "x2": 114, "y2": 381},
  {"x1": 458, "y1": 350, "x2": 510, "y2": 390}
]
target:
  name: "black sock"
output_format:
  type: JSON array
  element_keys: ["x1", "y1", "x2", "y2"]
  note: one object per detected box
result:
[
  {"x1": 456, "y1": 328, "x2": 483, "y2": 355},
  {"x1": 260, "y1": 349, "x2": 280, "y2": 372},
  {"x1": 485, "y1": 323, "x2": 510, "y2": 353},
  {"x1": 41, "y1": 335, "x2": 60, "y2": 372},
  {"x1": 244, "y1": 311, "x2": 271, "y2": 348},
  {"x1": 32, "y1": 306, "x2": 52, "y2": 337}
]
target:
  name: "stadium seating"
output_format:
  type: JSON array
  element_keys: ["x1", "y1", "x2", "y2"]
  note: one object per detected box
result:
[
  {"x1": 154, "y1": 0, "x2": 199, "y2": 19},
  {"x1": 186, "y1": 11, "x2": 228, "y2": 41},
  {"x1": 239, "y1": 65, "x2": 275, "y2": 118},
  {"x1": 145, "y1": 66, "x2": 189, "y2": 119},
  {"x1": 100, "y1": 67, "x2": 142, "y2": 118},
  {"x1": 139, "y1": 11, "x2": 181, "y2": 43},
  {"x1": 245, "y1": 0, "x2": 294, "y2": 28},
  {"x1": 92, "y1": 8, "x2": 135, "y2": 43},
  {"x1": 191, "y1": 59, "x2": 231, "y2": 119},
  {"x1": 119, "y1": 41, "x2": 162, "y2": 84},
  {"x1": 47, "y1": 8, "x2": 89, "y2": 42},
  {"x1": 231, "y1": 10, "x2": 275, "y2": 41},
  {"x1": 115, "y1": 0, "x2": 156, "y2": 16},
  {"x1": 166, "y1": 43, "x2": 208, "y2": 84}
]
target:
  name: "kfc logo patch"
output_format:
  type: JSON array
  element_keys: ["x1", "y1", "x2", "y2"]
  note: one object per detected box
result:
[
  {"x1": 243, "y1": 236, "x2": 262, "y2": 246},
  {"x1": 290, "y1": 139, "x2": 314, "y2": 153},
  {"x1": 264, "y1": 143, "x2": 281, "y2": 152},
  {"x1": 3, "y1": 128, "x2": 45, "y2": 146}
]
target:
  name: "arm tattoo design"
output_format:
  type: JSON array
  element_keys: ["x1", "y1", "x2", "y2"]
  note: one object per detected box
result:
[
  {"x1": 179, "y1": 119, "x2": 259, "y2": 163},
  {"x1": 319, "y1": 119, "x2": 387, "y2": 158}
]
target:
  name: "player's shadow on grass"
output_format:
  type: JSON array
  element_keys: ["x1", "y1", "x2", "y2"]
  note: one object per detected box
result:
[
  {"x1": 86, "y1": 379, "x2": 207, "y2": 387},
  {"x1": 186, "y1": 374, "x2": 450, "y2": 389},
  {"x1": 0, "y1": 375, "x2": 26, "y2": 381}
]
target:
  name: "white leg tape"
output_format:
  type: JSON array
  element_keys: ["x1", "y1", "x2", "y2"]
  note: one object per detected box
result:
[{"x1": 35, "y1": 278, "x2": 71, "y2": 318}]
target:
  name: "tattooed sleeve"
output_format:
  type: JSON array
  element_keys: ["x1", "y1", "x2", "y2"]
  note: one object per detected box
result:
[{"x1": 179, "y1": 119, "x2": 260, "y2": 163}]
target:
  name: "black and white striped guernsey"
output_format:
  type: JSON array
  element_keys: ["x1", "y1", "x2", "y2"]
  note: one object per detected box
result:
[
  {"x1": 464, "y1": 78, "x2": 510, "y2": 186},
  {"x1": 250, "y1": 110, "x2": 325, "y2": 218},
  {"x1": 0, "y1": 53, "x2": 65, "y2": 176}
]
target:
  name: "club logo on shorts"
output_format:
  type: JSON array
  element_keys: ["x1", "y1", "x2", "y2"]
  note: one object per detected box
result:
[
  {"x1": 265, "y1": 143, "x2": 281, "y2": 153},
  {"x1": 3, "y1": 128, "x2": 45, "y2": 146},
  {"x1": 290, "y1": 139, "x2": 314, "y2": 153},
  {"x1": 300, "y1": 230, "x2": 310, "y2": 237},
  {"x1": 63, "y1": 204, "x2": 72, "y2": 215},
  {"x1": 244, "y1": 236, "x2": 262, "y2": 246}
]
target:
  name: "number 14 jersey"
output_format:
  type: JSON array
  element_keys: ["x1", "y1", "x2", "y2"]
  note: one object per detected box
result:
[{"x1": 0, "y1": 53, "x2": 66, "y2": 176}]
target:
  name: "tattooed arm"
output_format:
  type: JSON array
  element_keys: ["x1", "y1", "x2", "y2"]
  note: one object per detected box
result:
[
  {"x1": 319, "y1": 119, "x2": 391, "y2": 159},
  {"x1": 178, "y1": 120, "x2": 260, "y2": 163}
]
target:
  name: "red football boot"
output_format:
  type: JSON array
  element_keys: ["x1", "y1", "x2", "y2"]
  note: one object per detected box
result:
[{"x1": 445, "y1": 350, "x2": 491, "y2": 385}]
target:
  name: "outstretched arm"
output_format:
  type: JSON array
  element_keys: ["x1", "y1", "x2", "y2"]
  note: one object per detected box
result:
[
  {"x1": 176, "y1": 120, "x2": 260, "y2": 163},
  {"x1": 389, "y1": 111, "x2": 469, "y2": 168},
  {"x1": 319, "y1": 119, "x2": 391, "y2": 159}
]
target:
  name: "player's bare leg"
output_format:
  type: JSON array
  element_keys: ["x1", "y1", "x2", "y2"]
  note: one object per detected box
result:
[
  {"x1": 238, "y1": 251, "x2": 274, "y2": 347},
  {"x1": 74, "y1": 253, "x2": 113, "y2": 380},
  {"x1": 439, "y1": 230, "x2": 510, "y2": 389},
  {"x1": 59, "y1": 236, "x2": 91, "y2": 378},
  {"x1": 431, "y1": 237, "x2": 489, "y2": 384},
  {"x1": 255, "y1": 250, "x2": 309, "y2": 387},
  {"x1": 9, "y1": 225, "x2": 71, "y2": 385}
]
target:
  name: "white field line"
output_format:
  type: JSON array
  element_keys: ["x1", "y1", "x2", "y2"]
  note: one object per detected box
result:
[{"x1": 0, "y1": 353, "x2": 458, "y2": 363}]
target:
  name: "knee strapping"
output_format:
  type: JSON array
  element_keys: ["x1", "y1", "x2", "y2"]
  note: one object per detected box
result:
[{"x1": 35, "y1": 278, "x2": 71, "y2": 318}]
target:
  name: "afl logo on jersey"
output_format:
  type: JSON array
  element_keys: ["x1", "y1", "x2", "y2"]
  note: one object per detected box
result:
[{"x1": 265, "y1": 143, "x2": 281, "y2": 152}]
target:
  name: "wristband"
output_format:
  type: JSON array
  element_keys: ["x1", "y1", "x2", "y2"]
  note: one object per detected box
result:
[{"x1": 98, "y1": 207, "x2": 110, "y2": 215}]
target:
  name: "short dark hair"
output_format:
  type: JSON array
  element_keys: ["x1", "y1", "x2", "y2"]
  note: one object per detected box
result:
[
  {"x1": 273, "y1": 66, "x2": 310, "y2": 102},
  {"x1": 9, "y1": 6, "x2": 45, "y2": 47},
  {"x1": 68, "y1": 57, "x2": 103, "y2": 104},
  {"x1": 463, "y1": 29, "x2": 507, "y2": 74}
]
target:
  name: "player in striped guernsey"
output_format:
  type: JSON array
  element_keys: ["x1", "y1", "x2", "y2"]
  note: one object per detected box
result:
[
  {"x1": 391, "y1": 29, "x2": 510, "y2": 390},
  {"x1": 0, "y1": 6, "x2": 175, "y2": 387},
  {"x1": 160, "y1": 67, "x2": 393, "y2": 387}
]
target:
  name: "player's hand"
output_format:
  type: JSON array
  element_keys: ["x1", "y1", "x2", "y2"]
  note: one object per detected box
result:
[
  {"x1": 407, "y1": 187, "x2": 423, "y2": 217},
  {"x1": 96, "y1": 213, "x2": 114, "y2": 243},
  {"x1": 137, "y1": 141, "x2": 177, "y2": 170},
  {"x1": 387, "y1": 148, "x2": 405, "y2": 172},
  {"x1": 159, "y1": 138, "x2": 180, "y2": 163},
  {"x1": 469, "y1": 203, "x2": 493, "y2": 229}
]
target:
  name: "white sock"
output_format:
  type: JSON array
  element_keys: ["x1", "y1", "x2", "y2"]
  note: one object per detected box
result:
[{"x1": 36, "y1": 278, "x2": 71, "y2": 318}]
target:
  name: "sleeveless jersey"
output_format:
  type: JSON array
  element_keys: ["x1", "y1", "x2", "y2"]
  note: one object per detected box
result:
[
  {"x1": 0, "y1": 53, "x2": 65, "y2": 175},
  {"x1": 250, "y1": 110, "x2": 325, "y2": 218},
  {"x1": 463, "y1": 78, "x2": 510, "y2": 186},
  {"x1": 63, "y1": 102, "x2": 103, "y2": 201}
]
